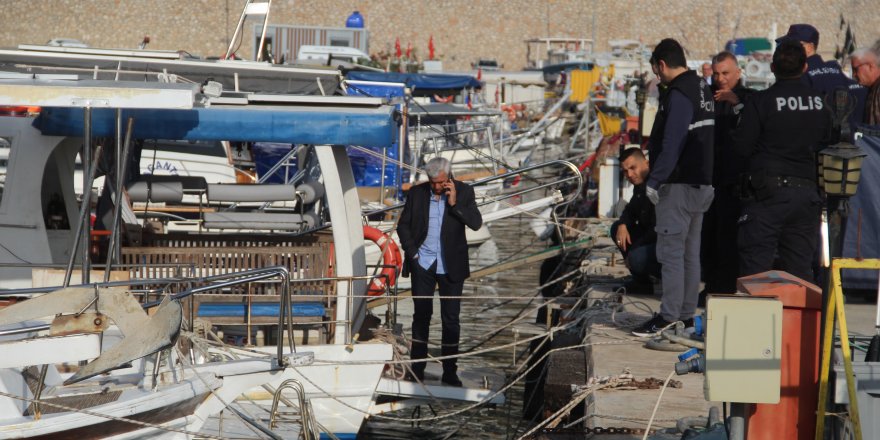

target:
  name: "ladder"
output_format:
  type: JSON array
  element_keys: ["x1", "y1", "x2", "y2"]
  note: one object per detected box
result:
[
  {"x1": 269, "y1": 378, "x2": 319, "y2": 440},
  {"x1": 815, "y1": 257, "x2": 876, "y2": 440},
  {"x1": 225, "y1": 0, "x2": 273, "y2": 61}
]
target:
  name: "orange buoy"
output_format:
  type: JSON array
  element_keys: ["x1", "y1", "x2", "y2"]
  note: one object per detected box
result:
[{"x1": 363, "y1": 225, "x2": 402, "y2": 296}]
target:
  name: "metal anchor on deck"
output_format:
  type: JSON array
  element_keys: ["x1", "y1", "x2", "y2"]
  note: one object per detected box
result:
[{"x1": 0, "y1": 286, "x2": 182, "y2": 385}]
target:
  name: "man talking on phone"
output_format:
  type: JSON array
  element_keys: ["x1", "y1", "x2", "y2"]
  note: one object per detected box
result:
[{"x1": 397, "y1": 157, "x2": 483, "y2": 386}]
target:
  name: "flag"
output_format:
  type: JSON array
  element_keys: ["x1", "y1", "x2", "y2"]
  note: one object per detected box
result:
[
  {"x1": 428, "y1": 35, "x2": 435, "y2": 60},
  {"x1": 405, "y1": 42, "x2": 412, "y2": 59},
  {"x1": 844, "y1": 24, "x2": 855, "y2": 55},
  {"x1": 476, "y1": 67, "x2": 482, "y2": 81},
  {"x1": 394, "y1": 38, "x2": 401, "y2": 58}
]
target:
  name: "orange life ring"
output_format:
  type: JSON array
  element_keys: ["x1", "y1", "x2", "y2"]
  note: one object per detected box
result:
[{"x1": 363, "y1": 225, "x2": 402, "y2": 296}]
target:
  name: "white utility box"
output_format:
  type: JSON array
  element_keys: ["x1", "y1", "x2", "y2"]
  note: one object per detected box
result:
[{"x1": 704, "y1": 295, "x2": 782, "y2": 403}]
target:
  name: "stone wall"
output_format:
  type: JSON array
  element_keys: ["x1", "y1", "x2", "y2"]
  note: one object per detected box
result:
[{"x1": 1, "y1": 0, "x2": 877, "y2": 71}]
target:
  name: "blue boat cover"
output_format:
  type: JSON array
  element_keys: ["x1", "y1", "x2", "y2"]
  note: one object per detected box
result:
[
  {"x1": 197, "y1": 302, "x2": 326, "y2": 318},
  {"x1": 345, "y1": 81, "x2": 406, "y2": 102},
  {"x1": 842, "y1": 125, "x2": 880, "y2": 289},
  {"x1": 345, "y1": 72, "x2": 482, "y2": 90},
  {"x1": 33, "y1": 105, "x2": 398, "y2": 147}
]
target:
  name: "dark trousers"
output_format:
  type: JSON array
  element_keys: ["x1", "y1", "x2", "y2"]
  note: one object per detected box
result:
[
  {"x1": 410, "y1": 260, "x2": 463, "y2": 378},
  {"x1": 738, "y1": 187, "x2": 821, "y2": 283},
  {"x1": 701, "y1": 188, "x2": 741, "y2": 293},
  {"x1": 610, "y1": 221, "x2": 661, "y2": 283}
]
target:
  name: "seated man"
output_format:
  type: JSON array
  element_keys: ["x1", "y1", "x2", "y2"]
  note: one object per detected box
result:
[{"x1": 611, "y1": 147, "x2": 660, "y2": 294}]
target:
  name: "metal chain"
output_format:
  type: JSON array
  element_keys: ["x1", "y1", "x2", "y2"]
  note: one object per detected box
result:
[{"x1": 540, "y1": 426, "x2": 657, "y2": 435}]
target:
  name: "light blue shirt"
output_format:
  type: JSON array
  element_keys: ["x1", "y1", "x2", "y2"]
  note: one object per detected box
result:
[{"x1": 417, "y1": 194, "x2": 446, "y2": 274}]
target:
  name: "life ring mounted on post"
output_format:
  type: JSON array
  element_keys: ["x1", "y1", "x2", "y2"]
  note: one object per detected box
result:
[{"x1": 363, "y1": 225, "x2": 402, "y2": 296}]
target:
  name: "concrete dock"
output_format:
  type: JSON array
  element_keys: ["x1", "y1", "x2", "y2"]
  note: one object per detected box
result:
[{"x1": 557, "y1": 234, "x2": 880, "y2": 439}]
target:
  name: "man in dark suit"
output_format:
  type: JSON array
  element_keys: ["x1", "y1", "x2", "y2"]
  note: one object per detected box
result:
[{"x1": 397, "y1": 157, "x2": 483, "y2": 386}]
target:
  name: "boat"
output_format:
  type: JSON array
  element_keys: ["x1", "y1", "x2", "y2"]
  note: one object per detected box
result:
[{"x1": 0, "y1": 76, "x2": 400, "y2": 438}]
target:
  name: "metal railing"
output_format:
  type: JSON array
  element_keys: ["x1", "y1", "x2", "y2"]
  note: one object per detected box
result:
[{"x1": 0, "y1": 265, "x2": 397, "y2": 362}]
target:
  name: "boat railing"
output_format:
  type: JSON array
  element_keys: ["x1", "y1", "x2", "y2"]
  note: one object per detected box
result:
[
  {"x1": 0, "y1": 265, "x2": 395, "y2": 363},
  {"x1": 363, "y1": 158, "x2": 583, "y2": 219}
]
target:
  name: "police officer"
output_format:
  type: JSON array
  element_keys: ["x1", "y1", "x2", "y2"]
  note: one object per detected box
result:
[
  {"x1": 777, "y1": 24, "x2": 865, "y2": 138},
  {"x1": 734, "y1": 39, "x2": 832, "y2": 282}
]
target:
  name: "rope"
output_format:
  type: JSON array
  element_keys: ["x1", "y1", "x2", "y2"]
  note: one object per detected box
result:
[
  {"x1": 643, "y1": 370, "x2": 677, "y2": 440},
  {"x1": 0, "y1": 389, "x2": 223, "y2": 439}
]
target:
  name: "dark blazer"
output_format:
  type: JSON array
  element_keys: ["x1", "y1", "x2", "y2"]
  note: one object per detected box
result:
[{"x1": 397, "y1": 179, "x2": 483, "y2": 282}]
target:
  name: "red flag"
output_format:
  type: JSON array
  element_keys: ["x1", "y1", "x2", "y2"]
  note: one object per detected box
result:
[
  {"x1": 476, "y1": 67, "x2": 482, "y2": 81},
  {"x1": 428, "y1": 35, "x2": 435, "y2": 60},
  {"x1": 394, "y1": 38, "x2": 401, "y2": 58},
  {"x1": 405, "y1": 42, "x2": 412, "y2": 59}
]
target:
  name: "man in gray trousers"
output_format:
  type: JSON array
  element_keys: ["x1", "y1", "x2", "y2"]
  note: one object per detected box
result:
[{"x1": 632, "y1": 39, "x2": 715, "y2": 337}]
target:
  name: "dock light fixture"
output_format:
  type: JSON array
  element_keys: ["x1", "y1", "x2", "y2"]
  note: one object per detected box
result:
[
  {"x1": 819, "y1": 88, "x2": 865, "y2": 197},
  {"x1": 819, "y1": 143, "x2": 866, "y2": 196}
]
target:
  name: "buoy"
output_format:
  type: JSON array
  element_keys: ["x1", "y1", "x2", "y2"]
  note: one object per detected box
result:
[{"x1": 363, "y1": 226, "x2": 402, "y2": 296}]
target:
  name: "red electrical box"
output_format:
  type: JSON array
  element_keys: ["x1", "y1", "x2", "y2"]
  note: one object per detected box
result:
[{"x1": 736, "y1": 271, "x2": 823, "y2": 440}]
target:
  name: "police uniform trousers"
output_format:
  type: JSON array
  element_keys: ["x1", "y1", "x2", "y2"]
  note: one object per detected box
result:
[
  {"x1": 738, "y1": 186, "x2": 821, "y2": 282},
  {"x1": 701, "y1": 187, "x2": 741, "y2": 293},
  {"x1": 410, "y1": 260, "x2": 463, "y2": 378}
]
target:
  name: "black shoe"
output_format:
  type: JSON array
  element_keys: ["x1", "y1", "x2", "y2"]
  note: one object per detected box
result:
[
  {"x1": 681, "y1": 317, "x2": 694, "y2": 329},
  {"x1": 404, "y1": 371, "x2": 424, "y2": 382},
  {"x1": 441, "y1": 373, "x2": 463, "y2": 387},
  {"x1": 632, "y1": 314, "x2": 673, "y2": 337}
]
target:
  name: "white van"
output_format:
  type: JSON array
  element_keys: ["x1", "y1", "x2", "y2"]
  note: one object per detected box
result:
[{"x1": 296, "y1": 45, "x2": 371, "y2": 64}]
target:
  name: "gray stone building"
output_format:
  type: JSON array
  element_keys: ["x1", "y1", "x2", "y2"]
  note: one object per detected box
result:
[{"x1": 0, "y1": 0, "x2": 877, "y2": 71}]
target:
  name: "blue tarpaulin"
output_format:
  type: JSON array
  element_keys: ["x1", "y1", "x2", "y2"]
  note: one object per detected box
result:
[
  {"x1": 345, "y1": 72, "x2": 482, "y2": 90},
  {"x1": 34, "y1": 105, "x2": 398, "y2": 147},
  {"x1": 842, "y1": 126, "x2": 880, "y2": 289},
  {"x1": 345, "y1": 80, "x2": 407, "y2": 102},
  {"x1": 252, "y1": 142, "x2": 298, "y2": 184},
  {"x1": 344, "y1": 80, "x2": 408, "y2": 187}
]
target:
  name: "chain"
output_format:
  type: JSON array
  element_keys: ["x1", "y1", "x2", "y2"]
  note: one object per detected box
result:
[{"x1": 540, "y1": 426, "x2": 656, "y2": 435}]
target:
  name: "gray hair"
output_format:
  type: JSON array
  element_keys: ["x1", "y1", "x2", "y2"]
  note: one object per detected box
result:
[
  {"x1": 852, "y1": 46, "x2": 880, "y2": 66},
  {"x1": 424, "y1": 157, "x2": 451, "y2": 178}
]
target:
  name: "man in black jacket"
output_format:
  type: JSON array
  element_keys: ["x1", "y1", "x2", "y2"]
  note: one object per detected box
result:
[
  {"x1": 397, "y1": 157, "x2": 483, "y2": 386},
  {"x1": 734, "y1": 40, "x2": 832, "y2": 281},
  {"x1": 776, "y1": 23, "x2": 865, "y2": 136},
  {"x1": 633, "y1": 39, "x2": 715, "y2": 337},
  {"x1": 701, "y1": 51, "x2": 756, "y2": 299},
  {"x1": 612, "y1": 147, "x2": 659, "y2": 294}
]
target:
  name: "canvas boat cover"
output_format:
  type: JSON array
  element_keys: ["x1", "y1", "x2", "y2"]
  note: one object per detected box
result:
[
  {"x1": 345, "y1": 72, "x2": 482, "y2": 90},
  {"x1": 34, "y1": 105, "x2": 398, "y2": 147}
]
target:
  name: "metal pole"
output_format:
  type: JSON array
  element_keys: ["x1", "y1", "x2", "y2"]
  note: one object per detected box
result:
[
  {"x1": 256, "y1": 0, "x2": 273, "y2": 62},
  {"x1": 398, "y1": 104, "x2": 406, "y2": 200},
  {"x1": 379, "y1": 147, "x2": 387, "y2": 204},
  {"x1": 486, "y1": 125, "x2": 498, "y2": 175},
  {"x1": 224, "y1": 0, "x2": 251, "y2": 60},
  {"x1": 104, "y1": 117, "x2": 135, "y2": 283},
  {"x1": 728, "y1": 403, "x2": 747, "y2": 440},
  {"x1": 113, "y1": 109, "x2": 122, "y2": 264},
  {"x1": 81, "y1": 107, "x2": 92, "y2": 284}
]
